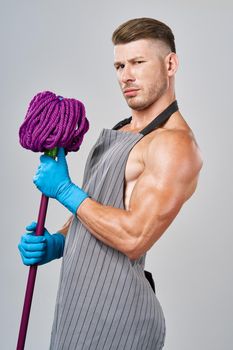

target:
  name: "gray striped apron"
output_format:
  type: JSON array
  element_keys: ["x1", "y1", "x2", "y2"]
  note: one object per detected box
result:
[{"x1": 49, "y1": 100, "x2": 179, "y2": 349}]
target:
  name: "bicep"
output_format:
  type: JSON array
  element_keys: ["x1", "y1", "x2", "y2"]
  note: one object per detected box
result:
[
  {"x1": 126, "y1": 170, "x2": 184, "y2": 259},
  {"x1": 128, "y1": 136, "x2": 202, "y2": 254},
  {"x1": 129, "y1": 169, "x2": 185, "y2": 232},
  {"x1": 129, "y1": 131, "x2": 203, "y2": 220}
]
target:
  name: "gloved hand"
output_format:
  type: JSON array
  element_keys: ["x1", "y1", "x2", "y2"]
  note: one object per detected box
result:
[
  {"x1": 18, "y1": 221, "x2": 65, "y2": 266},
  {"x1": 33, "y1": 147, "x2": 89, "y2": 214}
]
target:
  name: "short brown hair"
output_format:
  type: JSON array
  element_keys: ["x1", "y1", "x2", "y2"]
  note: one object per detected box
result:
[{"x1": 112, "y1": 17, "x2": 176, "y2": 53}]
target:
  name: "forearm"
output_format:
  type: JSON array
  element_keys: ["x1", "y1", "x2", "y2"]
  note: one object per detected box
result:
[
  {"x1": 76, "y1": 195, "x2": 180, "y2": 260},
  {"x1": 76, "y1": 198, "x2": 138, "y2": 258}
]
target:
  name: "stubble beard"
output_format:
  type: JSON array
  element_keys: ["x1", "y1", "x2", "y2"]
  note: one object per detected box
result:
[{"x1": 125, "y1": 78, "x2": 168, "y2": 111}]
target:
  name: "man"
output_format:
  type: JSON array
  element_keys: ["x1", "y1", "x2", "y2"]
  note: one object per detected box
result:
[{"x1": 18, "y1": 17, "x2": 203, "y2": 349}]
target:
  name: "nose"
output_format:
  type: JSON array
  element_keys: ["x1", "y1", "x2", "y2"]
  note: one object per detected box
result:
[{"x1": 121, "y1": 64, "x2": 135, "y2": 84}]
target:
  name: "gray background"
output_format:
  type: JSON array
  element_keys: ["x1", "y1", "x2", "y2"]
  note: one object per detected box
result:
[{"x1": 1, "y1": 0, "x2": 232, "y2": 349}]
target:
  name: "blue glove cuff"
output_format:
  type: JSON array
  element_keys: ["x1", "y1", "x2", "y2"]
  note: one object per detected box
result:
[{"x1": 57, "y1": 182, "x2": 89, "y2": 214}]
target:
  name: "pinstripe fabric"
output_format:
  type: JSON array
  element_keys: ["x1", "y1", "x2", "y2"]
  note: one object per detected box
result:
[{"x1": 49, "y1": 101, "x2": 178, "y2": 349}]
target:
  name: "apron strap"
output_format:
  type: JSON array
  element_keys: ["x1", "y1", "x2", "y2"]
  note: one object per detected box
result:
[
  {"x1": 112, "y1": 100, "x2": 179, "y2": 135},
  {"x1": 139, "y1": 100, "x2": 178, "y2": 135},
  {"x1": 112, "y1": 116, "x2": 132, "y2": 130}
]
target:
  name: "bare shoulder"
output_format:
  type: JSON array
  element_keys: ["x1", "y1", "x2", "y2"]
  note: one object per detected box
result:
[
  {"x1": 148, "y1": 127, "x2": 203, "y2": 160},
  {"x1": 144, "y1": 126, "x2": 204, "y2": 188}
]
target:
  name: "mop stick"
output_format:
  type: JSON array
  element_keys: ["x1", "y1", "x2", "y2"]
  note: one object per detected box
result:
[
  {"x1": 17, "y1": 195, "x2": 48, "y2": 349},
  {"x1": 16, "y1": 147, "x2": 58, "y2": 350},
  {"x1": 17, "y1": 91, "x2": 89, "y2": 349}
]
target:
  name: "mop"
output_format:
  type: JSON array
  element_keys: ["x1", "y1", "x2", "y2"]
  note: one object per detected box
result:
[{"x1": 17, "y1": 91, "x2": 89, "y2": 349}]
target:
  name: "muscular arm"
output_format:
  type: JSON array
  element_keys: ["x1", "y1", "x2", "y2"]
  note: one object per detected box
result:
[{"x1": 77, "y1": 131, "x2": 203, "y2": 260}]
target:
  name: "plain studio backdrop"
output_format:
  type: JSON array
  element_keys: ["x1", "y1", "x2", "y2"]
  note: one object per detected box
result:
[{"x1": 1, "y1": 0, "x2": 232, "y2": 349}]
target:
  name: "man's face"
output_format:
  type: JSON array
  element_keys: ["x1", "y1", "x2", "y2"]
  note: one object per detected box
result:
[{"x1": 114, "y1": 39, "x2": 170, "y2": 111}]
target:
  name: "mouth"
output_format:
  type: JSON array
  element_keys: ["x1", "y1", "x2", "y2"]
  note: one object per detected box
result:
[{"x1": 123, "y1": 89, "x2": 140, "y2": 97}]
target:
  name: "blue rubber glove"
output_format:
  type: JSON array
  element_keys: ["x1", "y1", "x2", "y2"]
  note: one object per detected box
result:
[
  {"x1": 18, "y1": 221, "x2": 65, "y2": 266},
  {"x1": 33, "y1": 147, "x2": 89, "y2": 214}
]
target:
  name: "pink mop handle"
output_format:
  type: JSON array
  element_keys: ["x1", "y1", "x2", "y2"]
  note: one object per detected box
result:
[{"x1": 16, "y1": 194, "x2": 49, "y2": 350}]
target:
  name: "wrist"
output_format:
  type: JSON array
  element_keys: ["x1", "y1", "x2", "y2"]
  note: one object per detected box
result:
[{"x1": 57, "y1": 182, "x2": 89, "y2": 214}]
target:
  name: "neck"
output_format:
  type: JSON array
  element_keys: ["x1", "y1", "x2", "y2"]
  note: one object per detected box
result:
[{"x1": 130, "y1": 92, "x2": 176, "y2": 130}]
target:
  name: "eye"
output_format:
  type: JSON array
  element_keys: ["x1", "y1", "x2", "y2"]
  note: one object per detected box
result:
[
  {"x1": 136, "y1": 60, "x2": 144, "y2": 64},
  {"x1": 115, "y1": 64, "x2": 125, "y2": 70}
]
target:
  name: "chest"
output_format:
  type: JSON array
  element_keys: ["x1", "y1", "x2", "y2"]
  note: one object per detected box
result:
[
  {"x1": 82, "y1": 129, "x2": 154, "y2": 209},
  {"x1": 123, "y1": 133, "x2": 156, "y2": 210},
  {"x1": 81, "y1": 129, "x2": 143, "y2": 195},
  {"x1": 124, "y1": 140, "x2": 145, "y2": 184}
]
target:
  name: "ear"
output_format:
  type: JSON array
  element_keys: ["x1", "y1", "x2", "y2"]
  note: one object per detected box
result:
[{"x1": 165, "y1": 52, "x2": 179, "y2": 77}]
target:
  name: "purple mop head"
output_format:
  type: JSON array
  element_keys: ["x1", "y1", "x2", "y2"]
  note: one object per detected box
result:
[{"x1": 19, "y1": 91, "x2": 89, "y2": 152}]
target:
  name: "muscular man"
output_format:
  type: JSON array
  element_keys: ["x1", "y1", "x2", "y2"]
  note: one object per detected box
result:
[{"x1": 18, "y1": 18, "x2": 203, "y2": 349}]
